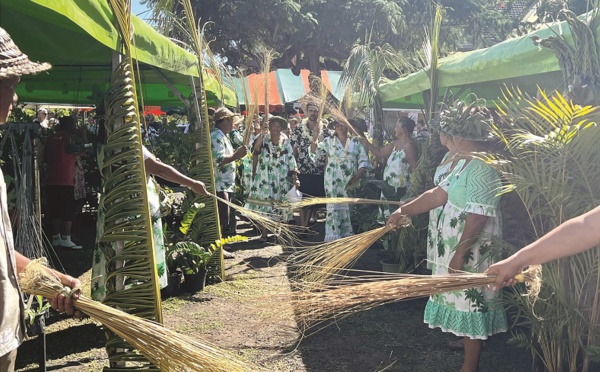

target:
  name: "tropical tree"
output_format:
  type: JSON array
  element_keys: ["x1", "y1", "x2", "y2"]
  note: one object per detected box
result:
[
  {"x1": 143, "y1": 0, "x2": 515, "y2": 75},
  {"x1": 485, "y1": 88, "x2": 600, "y2": 372}
]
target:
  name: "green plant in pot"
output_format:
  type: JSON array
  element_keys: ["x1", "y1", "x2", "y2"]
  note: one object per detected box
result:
[
  {"x1": 24, "y1": 294, "x2": 50, "y2": 337},
  {"x1": 176, "y1": 241, "x2": 214, "y2": 293}
]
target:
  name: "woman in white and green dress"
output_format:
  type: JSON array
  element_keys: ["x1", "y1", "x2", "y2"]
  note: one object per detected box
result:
[
  {"x1": 246, "y1": 116, "x2": 299, "y2": 242},
  {"x1": 310, "y1": 120, "x2": 371, "y2": 241},
  {"x1": 426, "y1": 132, "x2": 458, "y2": 270},
  {"x1": 360, "y1": 117, "x2": 418, "y2": 220},
  {"x1": 91, "y1": 146, "x2": 209, "y2": 301},
  {"x1": 388, "y1": 105, "x2": 506, "y2": 372}
]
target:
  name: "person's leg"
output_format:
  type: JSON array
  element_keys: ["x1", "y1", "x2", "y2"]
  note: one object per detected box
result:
[
  {"x1": 462, "y1": 337, "x2": 483, "y2": 372},
  {"x1": 59, "y1": 186, "x2": 81, "y2": 249},
  {"x1": 46, "y1": 186, "x2": 63, "y2": 246},
  {"x1": 0, "y1": 349, "x2": 17, "y2": 372},
  {"x1": 216, "y1": 191, "x2": 230, "y2": 235}
]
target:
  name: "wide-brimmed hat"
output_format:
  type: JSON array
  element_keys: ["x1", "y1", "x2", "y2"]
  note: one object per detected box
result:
[
  {"x1": 438, "y1": 98, "x2": 495, "y2": 141},
  {"x1": 213, "y1": 107, "x2": 235, "y2": 122},
  {"x1": 268, "y1": 115, "x2": 288, "y2": 130},
  {"x1": 0, "y1": 27, "x2": 51, "y2": 79}
]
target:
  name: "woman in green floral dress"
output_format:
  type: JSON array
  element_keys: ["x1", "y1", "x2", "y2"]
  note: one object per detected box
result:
[
  {"x1": 310, "y1": 120, "x2": 371, "y2": 241},
  {"x1": 246, "y1": 116, "x2": 299, "y2": 242},
  {"x1": 426, "y1": 132, "x2": 458, "y2": 270},
  {"x1": 360, "y1": 117, "x2": 418, "y2": 220},
  {"x1": 388, "y1": 104, "x2": 506, "y2": 372}
]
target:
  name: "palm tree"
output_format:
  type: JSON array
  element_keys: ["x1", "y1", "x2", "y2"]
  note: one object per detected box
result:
[{"x1": 486, "y1": 87, "x2": 600, "y2": 372}]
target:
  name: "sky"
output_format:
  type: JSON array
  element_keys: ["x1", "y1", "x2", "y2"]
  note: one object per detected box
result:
[{"x1": 132, "y1": 0, "x2": 150, "y2": 17}]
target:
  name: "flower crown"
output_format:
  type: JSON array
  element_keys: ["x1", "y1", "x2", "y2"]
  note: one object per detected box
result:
[{"x1": 438, "y1": 96, "x2": 495, "y2": 141}]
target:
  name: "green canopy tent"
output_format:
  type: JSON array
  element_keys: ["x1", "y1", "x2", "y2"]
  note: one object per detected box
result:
[
  {"x1": 379, "y1": 14, "x2": 599, "y2": 109},
  {"x1": 0, "y1": 0, "x2": 237, "y2": 107}
]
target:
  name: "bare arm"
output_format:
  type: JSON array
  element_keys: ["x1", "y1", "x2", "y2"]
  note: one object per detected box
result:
[
  {"x1": 404, "y1": 141, "x2": 419, "y2": 171},
  {"x1": 359, "y1": 138, "x2": 394, "y2": 159},
  {"x1": 144, "y1": 156, "x2": 208, "y2": 196},
  {"x1": 487, "y1": 204, "x2": 600, "y2": 288},
  {"x1": 387, "y1": 186, "x2": 448, "y2": 227},
  {"x1": 448, "y1": 213, "x2": 488, "y2": 272},
  {"x1": 220, "y1": 146, "x2": 248, "y2": 166},
  {"x1": 15, "y1": 251, "x2": 80, "y2": 316}
]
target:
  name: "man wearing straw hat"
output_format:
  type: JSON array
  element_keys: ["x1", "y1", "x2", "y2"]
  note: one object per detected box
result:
[
  {"x1": 0, "y1": 27, "x2": 80, "y2": 371},
  {"x1": 211, "y1": 107, "x2": 247, "y2": 242}
]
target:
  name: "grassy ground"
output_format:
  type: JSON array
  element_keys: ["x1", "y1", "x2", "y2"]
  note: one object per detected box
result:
[{"x1": 15, "y1": 218, "x2": 532, "y2": 371}]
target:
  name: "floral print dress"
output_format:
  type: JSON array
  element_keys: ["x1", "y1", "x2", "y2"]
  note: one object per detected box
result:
[
  {"x1": 380, "y1": 146, "x2": 412, "y2": 220},
  {"x1": 424, "y1": 159, "x2": 507, "y2": 340},
  {"x1": 313, "y1": 136, "x2": 371, "y2": 241},
  {"x1": 246, "y1": 133, "x2": 297, "y2": 222},
  {"x1": 92, "y1": 147, "x2": 168, "y2": 301},
  {"x1": 426, "y1": 152, "x2": 454, "y2": 269}
]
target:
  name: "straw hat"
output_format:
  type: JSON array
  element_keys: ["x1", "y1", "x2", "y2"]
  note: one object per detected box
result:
[
  {"x1": 0, "y1": 27, "x2": 51, "y2": 79},
  {"x1": 213, "y1": 107, "x2": 242, "y2": 126},
  {"x1": 268, "y1": 116, "x2": 288, "y2": 130}
]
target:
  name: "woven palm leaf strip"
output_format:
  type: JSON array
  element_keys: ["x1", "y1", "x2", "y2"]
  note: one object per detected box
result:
[
  {"x1": 97, "y1": 1, "x2": 163, "y2": 367},
  {"x1": 19, "y1": 259, "x2": 254, "y2": 372}
]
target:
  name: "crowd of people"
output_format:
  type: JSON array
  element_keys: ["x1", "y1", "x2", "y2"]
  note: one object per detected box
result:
[{"x1": 4, "y1": 23, "x2": 600, "y2": 372}]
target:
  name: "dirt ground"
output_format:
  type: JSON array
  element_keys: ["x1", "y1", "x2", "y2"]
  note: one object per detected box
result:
[{"x1": 15, "y1": 216, "x2": 532, "y2": 371}]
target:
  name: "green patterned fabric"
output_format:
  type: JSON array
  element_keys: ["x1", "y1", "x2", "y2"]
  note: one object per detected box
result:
[
  {"x1": 313, "y1": 136, "x2": 371, "y2": 241},
  {"x1": 210, "y1": 128, "x2": 236, "y2": 193},
  {"x1": 426, "y1": 158, "x2": 506, "y2": 339},
  {"x1": 246, "y1": 133, "x2": 297, "y2": 222},
  {"x1": 380, "y1": 147, "x2": 412, "y2": 221},
  {"x1": 426, "y1": 152, "x2": 454, "y2": 270}
]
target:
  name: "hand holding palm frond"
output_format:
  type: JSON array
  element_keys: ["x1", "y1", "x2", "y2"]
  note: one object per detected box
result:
[
  {"x1": 20, "y1": 259, "x2": 255, "y2": 372},
  {"x1": 292, "y1": 267, "x2": 541, "y2": 330}
]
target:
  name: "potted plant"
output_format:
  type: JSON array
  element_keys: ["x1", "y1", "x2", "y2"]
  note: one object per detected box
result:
[
  {"x1": 176, "y1": 241, "x2": 214, "y2": 293},
  {"x1": 24, "y1": 295, "x2": 50, "y2": 337}
]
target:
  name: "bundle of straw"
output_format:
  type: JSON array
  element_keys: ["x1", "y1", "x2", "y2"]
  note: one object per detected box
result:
[
  {"x1": 289, "y1": 224, "x2": 410, "y2": 283},
  {"x1": 281, "y1": 196, "x2": 403, "y2": 211},
  {"x1": 292, "y1": 267, "x2": 541, "y2": 329},
  {"x1": 210, "y1": 193, "x2": 304, "y2": 245},
  {"x1": 19, "y1": 259, "x2": 254, "y2": 372}
]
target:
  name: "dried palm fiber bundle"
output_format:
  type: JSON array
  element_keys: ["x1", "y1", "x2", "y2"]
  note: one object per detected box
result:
[
  {"x1": 19, "y1": 259, "x2": 257, "y2": 372},
  {"x1": 289, "y1": 222, "x2": 411, "y2": 284},
  {"x1": 210, "y1": 193, "x2": 305, "y2": 245},
  {"x1": 281, "y1": 196, "x2": 403, "y2": 211},
  {"x1": 292, "y1": 266, "x2": 541, "y2": 330}
]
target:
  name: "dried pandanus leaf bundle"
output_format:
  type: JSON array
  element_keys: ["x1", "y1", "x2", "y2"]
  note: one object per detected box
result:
[
  {"x1": 289, "y1": 224, "x2": 411, "y2": 284},
  {"x1": 292, "y1": 266, "x2": 541, "y2": 330},
  {"x1": 19, "y1": 259, "x2": 254, "y2": 372}
]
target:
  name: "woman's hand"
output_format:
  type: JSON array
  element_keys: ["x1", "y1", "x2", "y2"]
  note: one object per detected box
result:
[
  {"x1": 485, "y1": 256, "x2": 524, "y2": 290},
  {"x1": 448, "y1": 253, "x2": 465, "y2": 274},
  {"x1": 387, "y1": 210, "x2": 410, "y2": 230}
]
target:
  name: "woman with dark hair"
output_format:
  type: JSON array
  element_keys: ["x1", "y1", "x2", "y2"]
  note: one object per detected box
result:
[
  {"x1": 310, "y1": 120, "x2": 371, "y2": 241},
  {"x1": 360, "y1": 117, "x2": 418, "y2": 219},
  {"x1": 247, "y1": 116, "x2": 299, "y2": 242},
  {"x1": 388, "y1": 104, "x2": 506, "y2": 372}
]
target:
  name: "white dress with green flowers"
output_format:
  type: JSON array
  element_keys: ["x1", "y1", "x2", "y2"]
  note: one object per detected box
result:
[
  {"x1": 246, "y1": 134, "x2": 297, "y2": 222},
  {"x1": 424, "y1": 159, "x2": 507, "y2": 340},
  {"x1": 426, "y1": 152, "x2": 454, "y2": 269},
  {"x1": 380, "y1": 147, "x2": 412, "y2": 221},
  {"x1": 314, "y1": 136, "x2": 371, "y2": 241}
]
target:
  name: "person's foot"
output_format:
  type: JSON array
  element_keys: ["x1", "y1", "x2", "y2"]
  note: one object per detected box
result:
[
  {"x1": 52, "y1": 235, "x2": 63, "y2": 248},
  {"x1": 61, "y1": 235, "x2": 83, "y2": 250}
]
